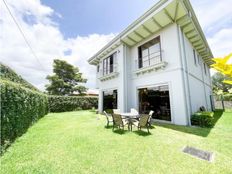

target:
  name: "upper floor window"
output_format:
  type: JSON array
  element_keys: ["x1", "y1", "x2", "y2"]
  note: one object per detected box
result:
[
  {"x1": 103, "y1": 52, "x2": 117, "y2": 75},
  {"x1": 204, "y1": 63, "x2": 207, "y2": 75},
  {"x1": 138, "y1": 36, "x2": 161, "y2": 69},
  {"x1": 197, "y1": 54, "x2": 200, "y2": 65},
  {"x1": 193, "y1": 49, "x2": 197, "y2": 66}
]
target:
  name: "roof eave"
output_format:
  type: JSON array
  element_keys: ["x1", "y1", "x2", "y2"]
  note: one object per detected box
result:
[
  {"x1": 183, "y1": 0, "x2": 214, "y2": 59},
  {"x1": 88, "y1": 0, "x2": 170, "y2": 65},
  {"x1": 88, "y1": 0, "x2": 214, "y2": 65}
]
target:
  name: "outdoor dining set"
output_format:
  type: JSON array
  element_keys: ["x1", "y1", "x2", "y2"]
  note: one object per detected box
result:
[{"x1": 103, "y1": 109, "x2": 154, "y2": 133}]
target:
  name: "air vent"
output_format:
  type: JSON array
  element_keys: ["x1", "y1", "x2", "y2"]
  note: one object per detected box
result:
[{"x1": 182, "y1": 146, "x2": 214, "y2": 162}]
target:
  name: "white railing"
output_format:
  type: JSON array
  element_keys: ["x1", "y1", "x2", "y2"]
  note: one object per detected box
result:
[
  {"x1": 97, "y1": 64, "x2": 118, "y2": 79},
  {"x1": 135, "y1": 50, "x2": 163, "y2": 70},
  {"x1": 134, "y1": 50, "x2": 167, "y2": 75}
]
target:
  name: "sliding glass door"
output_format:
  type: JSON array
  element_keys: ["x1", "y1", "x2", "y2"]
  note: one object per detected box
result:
[{"x1": 138, "y1": 85, "x2": 171, "y2": 121}]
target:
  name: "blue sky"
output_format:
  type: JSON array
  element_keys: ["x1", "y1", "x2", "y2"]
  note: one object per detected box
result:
[
  {"x1": 1, "y1": 0, "x2": 232, "y2": 91},
  {"x1": 40, "y1": 0, "x2": 158, "y2": 38}
]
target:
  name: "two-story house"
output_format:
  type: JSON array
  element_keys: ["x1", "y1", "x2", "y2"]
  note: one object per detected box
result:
[{"x1": 88, "y1": 0, "x2": 213, "y2": 125}]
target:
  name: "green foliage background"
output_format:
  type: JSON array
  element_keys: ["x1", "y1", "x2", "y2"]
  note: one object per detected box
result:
[
  {"x1": 0, "y1": 63, "x2": 98, "y2": 153},
  {"x1": 46, "y1": 59, "x2": 87, "y2": 95},
  {"x1": 191, "y1": 111, "x2": 214, "y2": 127},
  {"x1": 48, "y1": 95, "x2": 98, "y2": 112},
  {"x1": 0, "y1": 80, "x2": 48, "y2": 150},
  {"x1": 0, "y1": 63, "x2": 39, "y2": 91}
]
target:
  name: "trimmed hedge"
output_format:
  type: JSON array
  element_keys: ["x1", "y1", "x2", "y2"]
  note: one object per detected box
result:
[
  {"x1": 0, "y1": 63, "x2": 39, "y2": 91},
  {"x1": 223, "y1": 94, "x2": 232, "y2": 101},
  {"x1": 1, "y1": 80, "x2": 48, "y2": 150},
  {"x1": 191, "y1": 111, "x2": 214, "y2": 127},
  {"x1": 48, "y1": 95, "x2": 98, "y2": 112}
]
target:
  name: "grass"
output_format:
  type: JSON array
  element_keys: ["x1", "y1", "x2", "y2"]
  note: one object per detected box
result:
[{"x1": 1, "y1": 111, "x2": 232, "y2": 174}]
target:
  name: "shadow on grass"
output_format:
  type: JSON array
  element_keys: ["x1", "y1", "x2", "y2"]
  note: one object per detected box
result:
[
  {"x1": 133, "y1": 130, "x2": 152, "y2": 136},
  {"x1": 105, "y1": 125, "x2": 152, "y2": 136},
  {"x1": 112, "y1": 129, "x2": 127, "y2": 135},
  {"x1": 154, "y1": 110, "x2": 223, "y2": 137},
  {"x1": 104, "y1": 125, "x2": 113, "y2": 129},
  {"x1": 104, "y1": 125, "x2": 129, "y2": 134}
]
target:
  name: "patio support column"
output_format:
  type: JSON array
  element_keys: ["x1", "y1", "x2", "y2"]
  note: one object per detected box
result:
[
  {"x1": 117, "y1": 44, "x2": 128, "y2": 112},
  {"x1": 98, "y1": 90, "x2": 103, "y2": 113}
]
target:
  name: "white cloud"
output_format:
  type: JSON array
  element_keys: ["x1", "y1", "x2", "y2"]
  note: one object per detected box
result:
[
  {"x1": 191, "y1": 0, "x2": 232, "y2": 33},
  {"x1": 0, "y1": 0, "x2": 116, "y2": 92},
  {"x1": 208, "y1": 28, "x2": 232, "y2": 57},
  {"x1": 191, "y1": 0, "x2": 232, "y2": 75}
]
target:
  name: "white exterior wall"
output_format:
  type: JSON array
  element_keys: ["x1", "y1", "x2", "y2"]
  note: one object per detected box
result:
[
  {"x1": 96, "y1": 23, "x2": 212, "y2": 125},
  {"x1": 97, "y1": 45, "x2": 124, "y2": 112},
  {"x1": 126, "y1": 24, "x2": 188, "y2": 125},
  {"x1": 182, "y1": 33, "x2": 212, "y2": 113}
]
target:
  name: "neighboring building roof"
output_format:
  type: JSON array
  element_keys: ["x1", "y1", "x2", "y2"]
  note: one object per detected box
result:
[{"x1": 88, "y1": 0, "x2": 213, "y2": 66}]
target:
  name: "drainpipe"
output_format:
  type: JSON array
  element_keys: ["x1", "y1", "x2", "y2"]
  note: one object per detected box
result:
[
  {"x1": 123, "y1": 44, "x2": 128, "y2": 112},
  {"x1": 177, "y1": 25, "x2": 192, "y2": 126},
  {"x1": 200, "y1": 62, "x2": 208, "y2": 110}
]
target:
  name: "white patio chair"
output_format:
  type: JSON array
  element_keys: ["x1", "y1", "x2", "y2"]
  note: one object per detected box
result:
[
  {"x1": 113, "y1": 109, "x2": 120, "y2": 114},
  {"x1": 148, "y1": 110, "x2": 154, "y2": 127},
  {"x1": 130, "y1": 108, "x2": 139, "y2": 115}
]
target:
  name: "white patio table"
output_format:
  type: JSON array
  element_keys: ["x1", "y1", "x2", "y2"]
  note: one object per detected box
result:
[{"x1": 120, "y1": 113, "x2": 140, "y2": 131}]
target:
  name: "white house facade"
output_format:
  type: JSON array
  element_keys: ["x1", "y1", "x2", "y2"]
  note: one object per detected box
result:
[{"x1": 88, "y1": 0, "x2": 213, "y2": 125}]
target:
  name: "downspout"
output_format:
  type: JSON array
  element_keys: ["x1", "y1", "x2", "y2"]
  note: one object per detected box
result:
[
  {"x1": 200, "y1": 63, "x2": 208, "y2": 109},
  {"x1": 123, "y1": 44, "x2": 128, "y2": 112},
  {"x1": 177, "y1": 25, "x2": 192, "y2": 126}
]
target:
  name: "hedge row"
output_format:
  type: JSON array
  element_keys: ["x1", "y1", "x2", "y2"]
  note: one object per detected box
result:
[
  {"x1": 1, "y1": 80, "x2": 48, "y2": 150},
  {"x1": 214, "y1": 94, "x2": 232, "y2": 101},
  {"x1": 48, "y1": 95, "x2": 98, "y2": 112},
  {"x1": 191, "y1": 111, "x2": 214, "y2": 127},
  {"x1": 223, "y1": 94, "x2": 232, "y2": 101},
  {"x1": 0, "y1": 63, "x2": 39, "y2": 91}
]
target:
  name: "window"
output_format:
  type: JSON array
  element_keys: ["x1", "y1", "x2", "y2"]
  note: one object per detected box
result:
[
  {"x1": 103, "y1": 52, "x2": 117, "y2": 75},
  {"x1": 193, "y1": 49, "x2": 197, "y2": 65},
  {"x1": 138, "y1": 85, "x2": 171, "y2": 121},
  {"x1": 103, "y1": 90, "x2": 117, "y2": 110},
  {"x1": 204, "y1": 63, "x2": 207, "y2": 75},
  {"x1": 97, "y1": 65, "x2": 100, "y2": 73},
  {"x1": 197, "y1": 54, "x2": 200, "y2": 65},
  {"x1": 138, "y1": 36, "x2": 161, "y2": 68}
]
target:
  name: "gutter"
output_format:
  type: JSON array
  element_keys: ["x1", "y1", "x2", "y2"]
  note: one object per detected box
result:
[{"x1": 177, "y1": 25, "x2": 192, "y2": 126}]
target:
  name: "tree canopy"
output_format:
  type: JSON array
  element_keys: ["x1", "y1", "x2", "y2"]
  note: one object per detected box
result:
[
  {"x1": 212, "y1": 72, "x2": 231, "y2": 94},
  {"x1": 211, "y1": 53, "x2": 232, "y2": 85},
  {"x1": 46, "y1": 59, "x2": 87, "y2": 95}
]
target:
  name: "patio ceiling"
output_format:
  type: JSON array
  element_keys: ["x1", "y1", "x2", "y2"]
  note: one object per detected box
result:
[{"x1": 89, "y1": 0, "x2": 213, "y2": 65}]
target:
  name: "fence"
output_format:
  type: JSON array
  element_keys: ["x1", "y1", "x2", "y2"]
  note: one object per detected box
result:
[{"x1": 210, "y1": 94, "x2": 232, "y2": 111}]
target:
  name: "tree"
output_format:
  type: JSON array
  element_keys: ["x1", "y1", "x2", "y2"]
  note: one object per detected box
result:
[
  {"x1": 46, "y1": 59, "x2": 87, "y2": 95},
  {"x1": 211, "y1": 53, "x2": 232, "y2": 84},
  {"x1": 212, "y1": 72, "x2": 231, "y2": 94}
]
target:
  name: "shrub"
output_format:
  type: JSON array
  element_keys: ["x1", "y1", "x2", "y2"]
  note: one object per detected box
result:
[
  {"x1": 0, "y1": 63, "x2": 39, "y2": 91},
  {"x1": 191, "y1": 111, "x2": 214, "y2": 127},
  {"x1": 48, "y1": 95, "x2": 98, "y2": 112},
  {"x1": 223, "y1": 94, "x2": 232, "y2": 101},
  {"x1": 1, "y1": 80, "x2": 48, "y2": 152}
]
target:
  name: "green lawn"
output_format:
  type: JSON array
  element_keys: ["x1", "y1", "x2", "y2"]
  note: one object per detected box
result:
[{"x1": 1, "y1": 111, "x2": 232, "y2": 174}]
